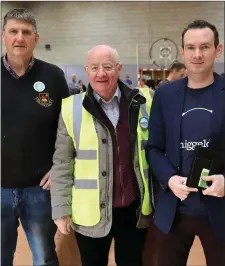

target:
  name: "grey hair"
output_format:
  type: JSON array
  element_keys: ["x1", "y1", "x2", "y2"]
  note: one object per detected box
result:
[{"x1": 3, "y1": 8, "x2": 37, "y2": 33}]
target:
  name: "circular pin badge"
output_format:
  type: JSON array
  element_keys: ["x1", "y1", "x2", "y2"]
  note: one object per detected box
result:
[
  {"x1": 33, "y1": 81, "x2": 45, "y2": 92},
  {"x1": 139, "y1": 117, "x2": 149, "y2": 130}
]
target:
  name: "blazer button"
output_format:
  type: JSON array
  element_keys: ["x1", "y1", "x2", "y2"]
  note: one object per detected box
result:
[
  {"x1": 102, "y1": 139, "x2": 107, "y2": 144},
  {"x1": 100, "y1": 203, "x2": 106, "y2": 208},
  {"x1": 102, "y1": 171, "x2": 107, "y2": 177}
]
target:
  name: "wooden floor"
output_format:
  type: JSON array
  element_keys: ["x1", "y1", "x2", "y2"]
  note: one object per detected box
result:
[{"x1": 14, "y1": 223, "x2": 206, "y2": 266}]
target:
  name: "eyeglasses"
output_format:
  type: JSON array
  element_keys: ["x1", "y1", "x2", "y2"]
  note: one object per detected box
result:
[{"x1": 86, "y1": 63, "x2": 119, "y2": 73}]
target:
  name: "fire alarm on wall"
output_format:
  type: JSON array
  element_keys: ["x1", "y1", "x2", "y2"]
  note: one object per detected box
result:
[{"x1": 45, "y1": 44, "x2": 51, "y2": 50}]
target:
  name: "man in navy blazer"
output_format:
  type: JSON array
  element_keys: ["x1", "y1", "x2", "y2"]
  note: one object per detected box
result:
[{"x1": 146, "y1": 20, "x2": 225, "y2": 266}]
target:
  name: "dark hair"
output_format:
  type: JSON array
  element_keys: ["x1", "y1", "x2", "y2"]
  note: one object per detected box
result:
[
  {"x1": 170, "y1": 61, "x2": 186, "y2": 71},
  {"x1": 182, "y1": 20, "x2": 219, "y2": 48},
  {"x1": 3, "y1": 8, "x2": 37, "y2": 33}
]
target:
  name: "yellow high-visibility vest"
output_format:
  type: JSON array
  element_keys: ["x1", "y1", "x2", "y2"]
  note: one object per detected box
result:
[{"x1": 61, "y1": 88, "x2": 152, "y2": 226}]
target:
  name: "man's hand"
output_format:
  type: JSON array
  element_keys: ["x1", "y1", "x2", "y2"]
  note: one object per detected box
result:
[
  {"x1": 40, "y1": 170, "x2": 51, "y2": 190},
  {"x1": 202, "y1": 174, "x2": 225, "y2": 197},
  {"x1": 168, "y1": 175, "x2": 198, "y2": 201},
  {"x1": 54, "y1": 216, "x2": 72, "y2": 235}
]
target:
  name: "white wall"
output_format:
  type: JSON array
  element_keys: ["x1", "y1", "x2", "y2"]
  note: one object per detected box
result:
[
  {"x1": 2, "y1": 1, "x2": 224, "y2": 65},
  {"x1": 1, "y1": 1, "x2": 224, "y2": 83}
]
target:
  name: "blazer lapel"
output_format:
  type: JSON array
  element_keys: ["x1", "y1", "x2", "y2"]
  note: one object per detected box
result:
[{"x1": 172, "y1": 78, "x2": 187, "y2": 166}]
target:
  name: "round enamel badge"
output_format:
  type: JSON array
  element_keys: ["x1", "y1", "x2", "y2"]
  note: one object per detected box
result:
[
  {"x1": 33, "y1": 81, "x2": 45, "y2": 92},
  {"x1": 139, "y1": 117, "x2": 149, "y2": 129}
]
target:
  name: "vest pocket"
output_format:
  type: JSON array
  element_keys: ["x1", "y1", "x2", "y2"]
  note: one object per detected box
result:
[{"x1": 71, "y1": 184, "x2": 100, "y2": 226}]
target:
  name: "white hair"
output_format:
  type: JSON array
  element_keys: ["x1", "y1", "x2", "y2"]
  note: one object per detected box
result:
[{"x1": 86, "y1": 45, "x2": 121, "y2": 65}]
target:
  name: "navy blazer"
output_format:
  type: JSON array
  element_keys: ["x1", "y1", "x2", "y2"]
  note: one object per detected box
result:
[{"x1": 146, "y1": 73, "x2": 225, "y2": 240}]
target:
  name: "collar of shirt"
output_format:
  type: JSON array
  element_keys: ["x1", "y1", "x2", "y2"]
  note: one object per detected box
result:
[
  {"x1": 3, "y1": 54, "x2": 35, "y2": 79},
  {"x1": 93, "y1": 86, "x2": 121, "y2": 105}
]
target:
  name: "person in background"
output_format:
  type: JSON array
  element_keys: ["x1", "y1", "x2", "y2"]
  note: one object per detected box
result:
[
  {"x1": 68, "y1": 73, "x2": 80, "y2": 95},
  {"x1": 146, "y1": 78, "x2": 156, "y2": 90},
  {"x1": 78, "y1": 79, "x2": 87, "y2": 93},
  {"x1": 125, "y1": 74, "x2": 132, "y2": 85},
  {"x1": 139, "y1": 77, "x2": 155, "y2": 98},
  {"x1": 146, "y1": 19, "x2": 225, "y2": 266},
  {"x1": 50, "y1": 45, "x2": 153, "y2": 266},
  {"x1": 1, "y1": 8, "x2": 69, "y2": 266},
  {"x1": 139, "y1": 77, "x2": 149, "y2": 89},
  {"x1": 157, "y1": 61, "x2": 186, "y2": 87}
]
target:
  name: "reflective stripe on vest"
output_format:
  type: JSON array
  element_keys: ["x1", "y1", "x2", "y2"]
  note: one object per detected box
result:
[
  {"x1": 73, "y1": 94, "x2": 97, "y2": 160},
  {"x1": 61, "y1": 91, "x2": 152, "y2": 226},
  {"x1": 138, "y1": 87, "x2": 152, "y2": 215},
  {"x1": 62, "y1": 94, "x2": 100, "y2": 226}
]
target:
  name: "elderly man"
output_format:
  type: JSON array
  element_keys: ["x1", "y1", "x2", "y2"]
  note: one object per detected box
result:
[
  {"x1": 68, "y1": 73, "x2": 80, "y2": 95},
  {"x1": 50, "y1": 45, "x2": 153, "y2": 266},
  {"x1": 1, "y1": 8, "x2": 69, "y2": 266}
]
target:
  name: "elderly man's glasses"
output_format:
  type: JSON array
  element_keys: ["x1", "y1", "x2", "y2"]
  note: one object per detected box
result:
[{"x1": 86, "y1": 63, "x2": 119, "y2": 73}]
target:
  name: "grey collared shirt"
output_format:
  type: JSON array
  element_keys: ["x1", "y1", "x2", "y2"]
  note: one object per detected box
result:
[
  {"x1": 94, "y1": 87, "x2": 121, "y2": 128},
  {"x1": 67, "y1": 80, "x2": 80, "y2": 95}
]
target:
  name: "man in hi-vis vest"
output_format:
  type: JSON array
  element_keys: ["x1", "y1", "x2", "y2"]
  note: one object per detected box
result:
[{"x1": 50, "y1": 45, "x2": 153, "y2": 266}]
